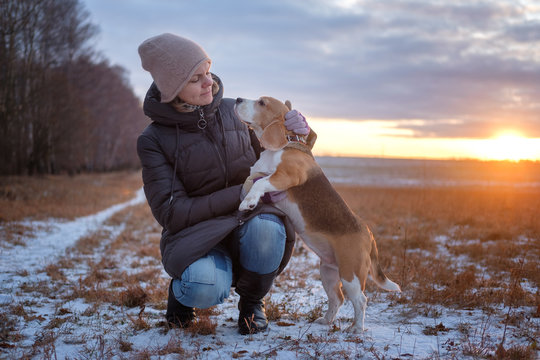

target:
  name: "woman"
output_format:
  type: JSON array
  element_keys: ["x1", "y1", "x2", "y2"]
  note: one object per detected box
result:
[{"x1": 137, "y1": 33, "x2": 315, "y2": 335}]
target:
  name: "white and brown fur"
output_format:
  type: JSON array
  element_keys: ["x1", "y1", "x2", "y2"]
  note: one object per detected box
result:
[{"x1": 235, "y1": 96, "x2": 401, "y2": 333}]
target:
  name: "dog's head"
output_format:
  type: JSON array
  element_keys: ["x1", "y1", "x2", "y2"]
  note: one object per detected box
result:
[{"x1": 234, "y1": 96, "x2": 292, "y2": 151}]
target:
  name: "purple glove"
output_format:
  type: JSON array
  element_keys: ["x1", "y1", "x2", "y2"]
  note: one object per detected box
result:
[
  {"x1": 261, "y1": 190, "x2": 287, "y2": 204},
  {"x1": 284, "y1": 110, "x2": 310, "y2": 135},
  {"x1": 254, "y1": 177, "x2": 287, "y2": 204}
]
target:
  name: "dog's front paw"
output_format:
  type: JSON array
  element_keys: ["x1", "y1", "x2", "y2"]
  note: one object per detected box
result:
[{"x1": 239, "y1": 195, "x2": 259, "y2": 211}]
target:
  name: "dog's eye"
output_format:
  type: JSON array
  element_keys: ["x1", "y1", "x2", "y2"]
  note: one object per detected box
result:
[{"x1": 258, "y1": 99, "x2": 265, "y2": 106}]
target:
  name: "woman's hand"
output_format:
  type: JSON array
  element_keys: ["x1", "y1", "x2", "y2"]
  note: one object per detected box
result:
[{"x1": 284, "y1": 110, "x2": 310, "y2": 135}]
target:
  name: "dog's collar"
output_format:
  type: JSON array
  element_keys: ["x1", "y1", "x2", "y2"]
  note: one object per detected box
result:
[
  {"x1": 285, "y1": 138, "x2": 313, "y2": 158},
  {"x1": 286, "y1": 134, "x2": 307, "y2": 144}
]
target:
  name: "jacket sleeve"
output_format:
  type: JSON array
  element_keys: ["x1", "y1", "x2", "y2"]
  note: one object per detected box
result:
[
  {"x1": 249, "y1": 128, "x2": 262, "y2": 159},
  {"x1": 137, "y1": 132, "x2": 242, "y2": 235}
]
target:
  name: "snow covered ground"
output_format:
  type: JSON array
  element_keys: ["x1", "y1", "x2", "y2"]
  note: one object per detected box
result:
[{"x1": 0, "y1": 189, "x2": 537, "y2": 359}]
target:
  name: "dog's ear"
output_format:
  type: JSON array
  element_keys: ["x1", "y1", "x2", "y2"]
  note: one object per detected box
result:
[
  {"x1": 285, "y1": 100, "x2": 292, "y2": 111},
  {"x1": 260, "y1": 121, "x2": 288, "y2": 151}
]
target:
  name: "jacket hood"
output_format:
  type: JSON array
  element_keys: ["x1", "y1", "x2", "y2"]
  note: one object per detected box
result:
[{"x1": 142, "y1": 73, "x2": 224, "y2": 130}]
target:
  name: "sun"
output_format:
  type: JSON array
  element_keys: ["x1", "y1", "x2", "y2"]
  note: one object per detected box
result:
[{"x1": 477, "y1": 131, "x2": 535, "y2": 161}]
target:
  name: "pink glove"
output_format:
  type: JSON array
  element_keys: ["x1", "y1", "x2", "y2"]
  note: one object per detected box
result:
[
  {"x1": 254, "y1": 177, "x2": 287, "y2": 204},
  {"x1": 284, "y1": 110, "x2": 310, "y2": 135}
]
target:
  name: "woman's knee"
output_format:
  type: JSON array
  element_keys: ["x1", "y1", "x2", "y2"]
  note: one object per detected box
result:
[
  {"x1": 238, "y1": 214, "x2": 286, "y2": 274},
  {"x1": 172, "y1": 248, "x2": 232, "y2": 308},
  {"x1": 240, "y1": 214, "x2": 286, "y2": 255},
  {"x1": 173, "y1": 280, "x2": 229, "y2": 309}
]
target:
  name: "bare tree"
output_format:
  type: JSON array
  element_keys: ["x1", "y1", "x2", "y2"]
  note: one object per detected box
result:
[{"x1": 0, "y1": 0, "x2": 146, "y2": 175}]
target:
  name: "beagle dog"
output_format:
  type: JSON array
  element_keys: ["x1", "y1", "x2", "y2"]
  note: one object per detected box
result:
[{"x1": 235, "y1": 96, "x2": 401, "y2": 333}]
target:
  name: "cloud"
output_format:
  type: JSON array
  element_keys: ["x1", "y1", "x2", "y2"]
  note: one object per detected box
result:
[
  {"x1": 504, "y1": 20, "x2": 540, "y2": 42},
  {"x1": 82, "y1": 0, "x2": 540, "y2": 138}
]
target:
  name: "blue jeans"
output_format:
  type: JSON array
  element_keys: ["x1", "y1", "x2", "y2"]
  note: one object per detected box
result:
[{"x1": 172, "y1": 213, "x2": 286, "y2": 308}]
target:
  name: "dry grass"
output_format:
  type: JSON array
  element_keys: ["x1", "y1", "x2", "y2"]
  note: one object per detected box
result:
[
  {"x1": 0, "y1": 171, "x2": 142, "y2": 222},
  {"x1": 1, "y1": 172, "x2": 538, "y2": 358},
  {"x1": 334, "y1": 184, "x2": 540, "y2": 311}
]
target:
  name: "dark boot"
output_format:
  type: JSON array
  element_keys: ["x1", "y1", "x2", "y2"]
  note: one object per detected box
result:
[
  {"x1": 165, "y1": 280, "x2": 195, "y2": 328},
  {"x1": 235, "y1": 269, "x2": 278, "y2": 335}
]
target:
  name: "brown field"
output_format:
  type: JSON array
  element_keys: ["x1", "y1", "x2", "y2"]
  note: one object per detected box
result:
[
  {"x1": 0, "y1": 171, "x2": 143, "y2": 222},
  {"x1": 0, "y1": 171, "x2": 538, "y2": 358},
  {"x1": 335, "y1": 185, "x2": 539, "y2": 308}
]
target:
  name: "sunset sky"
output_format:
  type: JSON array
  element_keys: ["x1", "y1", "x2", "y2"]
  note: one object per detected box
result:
[{"x1": 82, "y1": 0, "x2": 540, "y2": 161}]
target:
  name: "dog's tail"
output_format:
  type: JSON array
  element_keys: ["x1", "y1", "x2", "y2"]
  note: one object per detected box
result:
[{"x1": 369, "y1": 231, "x2": 401, "y2": 292}]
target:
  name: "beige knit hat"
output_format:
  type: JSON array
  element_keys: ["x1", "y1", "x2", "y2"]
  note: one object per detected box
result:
[{"x1": 138, "y1": 33, "x2": 210, "y2": 103}]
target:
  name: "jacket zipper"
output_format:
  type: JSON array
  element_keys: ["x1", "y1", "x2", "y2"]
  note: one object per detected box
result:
[{"x1": 199, "y1": 108, "x2": 229, "y2": 188}]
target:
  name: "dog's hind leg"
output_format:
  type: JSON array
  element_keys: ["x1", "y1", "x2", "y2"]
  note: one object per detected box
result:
[
  {"x1": 336, "y1": 244, "x2": 370, "y2": 333},
  {"x1": 315, "y1": 263, "x2": 343, "y2": 326},
  {"x1": 341, "y1": 274, "x2": 367, "y2": 333}
]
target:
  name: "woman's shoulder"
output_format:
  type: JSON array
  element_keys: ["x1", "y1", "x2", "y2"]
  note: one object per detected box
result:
[
  {"x1": 219, "y1": 97, "x2": 236, "y2": 111},
  {"x1": 138, "y1": 121, "x2": 174, "y2": 141},
  {"x1": 218, "y1": 98, "x2": 244, "y2": 127}
]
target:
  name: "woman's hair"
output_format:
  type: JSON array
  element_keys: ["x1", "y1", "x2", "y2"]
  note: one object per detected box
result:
[{"x1": 169, "y1": 80, "x2": 220, "y2": 113}]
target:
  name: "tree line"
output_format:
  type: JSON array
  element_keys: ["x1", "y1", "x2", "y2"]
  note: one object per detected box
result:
[{"x1": 0, "y1": 0, "x2": 148, "y2": 175}]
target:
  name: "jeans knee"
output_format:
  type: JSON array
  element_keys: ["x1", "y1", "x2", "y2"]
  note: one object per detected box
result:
[
  {"x1": 173, "y1": 280, "x2": 229, "y2": 309},
  {"x1": 172, "y1": 248, "x2": 232, "y2": 308},
  {"x1": 238, "y1": 214, "x2": 286, "y2": 274}
]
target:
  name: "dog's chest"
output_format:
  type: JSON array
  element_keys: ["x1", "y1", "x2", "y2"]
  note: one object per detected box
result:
[{"x1": 250, "y1": 150, "x2": 284, "y2": 176}]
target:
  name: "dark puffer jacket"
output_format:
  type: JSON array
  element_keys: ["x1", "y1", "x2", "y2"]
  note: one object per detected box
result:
[{"x1": 137, "y1": 75, "x2": 297, "y2": 280}]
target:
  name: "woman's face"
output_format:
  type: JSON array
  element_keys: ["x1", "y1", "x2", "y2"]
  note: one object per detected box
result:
[{"x1": 177, "y1": 61, "x2": 213, "y2": 106}]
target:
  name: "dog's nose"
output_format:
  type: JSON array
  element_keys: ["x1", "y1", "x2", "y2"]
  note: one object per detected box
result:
[{"x1": 235, "y1": 97, "x2": 243, "y2": 104}]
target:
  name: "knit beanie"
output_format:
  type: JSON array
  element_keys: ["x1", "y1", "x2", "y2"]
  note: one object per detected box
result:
[{"x1": 138, "y1": 33, "x2": 211, "y2": 103}]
